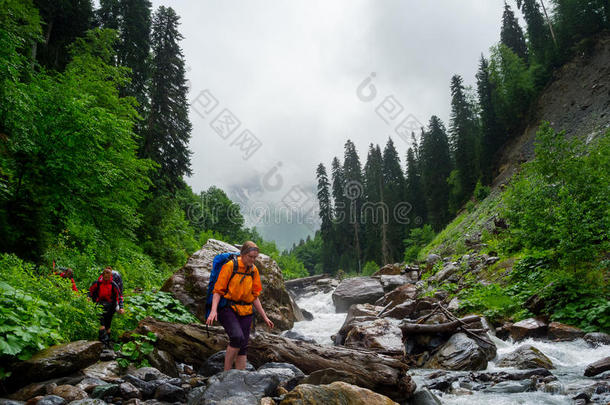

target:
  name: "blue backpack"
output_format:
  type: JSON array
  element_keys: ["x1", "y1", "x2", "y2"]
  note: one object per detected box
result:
[{"x1": 205, "y1": 252, "x2": 240, "y2": 319}]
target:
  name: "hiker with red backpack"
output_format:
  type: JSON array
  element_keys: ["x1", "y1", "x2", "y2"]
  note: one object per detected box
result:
[
  {"x1": 88, "y1": 266, "x2": 124, "y2": 347},
  {"x1": 205, "y1": 241, "x2": 274, "y2": 371}
]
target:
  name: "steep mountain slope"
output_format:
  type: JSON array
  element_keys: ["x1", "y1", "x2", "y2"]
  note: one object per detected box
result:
[{"x1": 423, "y1": 32, "x2": 610, "y2": 258}]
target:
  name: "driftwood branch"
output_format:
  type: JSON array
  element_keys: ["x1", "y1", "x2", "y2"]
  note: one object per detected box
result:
[{"x1": 400, "y1": 315, "x2": 481, "y2": 334}]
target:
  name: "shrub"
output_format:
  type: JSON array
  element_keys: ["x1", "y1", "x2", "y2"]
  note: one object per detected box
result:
[
  {"x1": 403, "y1": 225, "x2": 436, "y2": 262},
  {"x1": 0, "y1": 254, "x2": 99, "y2": 362},
  {"x1": 362, "y1": 261, "x2": 379, "y2": 276}
]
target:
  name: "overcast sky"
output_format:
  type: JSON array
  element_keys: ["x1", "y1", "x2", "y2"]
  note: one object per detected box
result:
[{"x1": 150, "y1": 0, "x2": 510, "y2": 249}]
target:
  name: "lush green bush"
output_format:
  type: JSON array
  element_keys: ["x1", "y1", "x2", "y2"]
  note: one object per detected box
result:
[
  {"x1": 111, "y1": 291, "x2": 198, "y2": 338},
  {"x1": 503, "y1": 123, "x2": 610, "y2": 266},
  {"x1": 403, "y1": 225, "x2": 436, "y2": 262},
  {"x1": 474, "y1": 180, "x2": 490, "y2": 202},
  {"x1": 275, "y1": 253, "x2": 308, "y2": 280},
  {"x1": 459, "y1": 283, "x2": 523, "y2": 323},
  {"x1": 0, "y1": 254, "x2": 99, "y2": 363},
  {"x1": 362, "y1": 261, "x2": 379, "y2": 276}
]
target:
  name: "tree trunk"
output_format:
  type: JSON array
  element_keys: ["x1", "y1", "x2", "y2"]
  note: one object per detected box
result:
[
  {"x1": 400, "y1": 315, "x2": 481, "y2": 334},
  {"x1": 134, "y1": 317, "x2": 416, "y2": 401}
]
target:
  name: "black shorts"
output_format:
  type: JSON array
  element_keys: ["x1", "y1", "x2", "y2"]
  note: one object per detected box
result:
[{"x1": 99, "y1": 301, "x2": 116, "y2": 329}]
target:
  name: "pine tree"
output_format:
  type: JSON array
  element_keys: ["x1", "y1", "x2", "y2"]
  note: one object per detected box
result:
[
  {"x1": 316, "y1": 163, "x2": 334, "y2": 272},
  {"x1": 330, "y1": 156, "x2": 348, "y2": 270},
  {"x1": 449, "y1": 75, "x2": 479, "y2": 206},
  {"x1": 517, "y1": 0, "x2": 551, "y2": 66},
  {"x1": 343, "y1": 140, "x2": 364, "y2": 272},
  {"x1": 405, "y1": 147, "x2": 427, "y2": 229},
  {"x1": 363, "y1": 144, "x2": 385, "y2": 265},
  {"x1": 382, "y1": 138, "x2": 406, "y2": 262},
  {"x1": 116, "y1": 0, "x2": 152, "y2": 108},
  {"x1": 143, "y1": 6, "x2": 192, "y2": 192},
  {"x1": 33, "y1": 0, "x2": 94, "y2": 70},
  {"x1": 551, "y1": 0, "x2": 609, "y2": 58},
  {"x1": 477, "y1": 55, "x2": 503, "y2": 185},
  {"x1": 420, "y1": 116, "x2": 453, "y2": 231},
  {"x1": 501, "y1": 2, "x2": 529, "y2": 63}
]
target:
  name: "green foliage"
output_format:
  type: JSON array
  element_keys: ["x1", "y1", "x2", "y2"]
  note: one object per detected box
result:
[
  {"x1": 138, "y1": 196, "x2": 198, "y2": 270},
  {"x1": 115, "y1": 332, "x2": 156, "y2": 369},
  {"x1": 275, "y1": 253, "x2": 308, "y2": 280},
  {"x1": 403, "y1": 225, "x2": 436, "y2": 263},
  {"x1": 362, "y1": 261, "x2": 379, "y2": 276},
  {"x1": 474, "y1": 180, "x2": 490, "y2": 202},
  {"x1": 459, "y1": 283, "x2": 523, "y2": 322},
  {"x1": 503, "y1": 124, "x2": 610, "y2": 266},
  {"x1": 0, "y1": 254, "x2": 98, "y2": 361},
  {"x1": 489, "y1": 44, "x2": 535, "y2": 136},
  {"x1": 111, "y1": 291, "x2": 198, "y2": 337}
]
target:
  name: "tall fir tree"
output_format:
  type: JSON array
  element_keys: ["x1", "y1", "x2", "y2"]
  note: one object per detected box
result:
[
  {"x1": 405, "y1": 147, "x2": 427, "y2": 229},
  {"x1": 116, "y1": 0, "x2": 152, "y2": 108},
  {"x1": 33, "y1": 0, "x2": 94, "y2": 70},
  {"x1": 362, "y1": 144, "x2": 386, "y2": 265},
  {"x1": 382, "y1": 138, "x2": 406, "y2": 262},
  {"x1": 449, "y1": 75, "x2": 479, "y2": 206},
  {"x1": 501, "y1": 2, "x2": 529, "y2": 63},
  {"x1": 420, "y1": 116, "x2": 453, "y2": 231},
  {"x1": 98, "y1": 0, "x2": 152, "y2": 131},
  {"x1": 330, "y1": 156, "x2": 348, "y2": 271},
  {"x1": 143, "y1": 6, "x2": 192, "y2": 192},
  {"x1": 476, "y1": 55, "x2": 503, "y2": 185},
  {"x1": 342, "y1": 139, "x2": 364, "y2": 272},
  {"x1": 517, "y1": 0, "x2": 552, "y2": 66},
  {"x1": 316, "y1": 163, "x2": 335, "y2": 272}
]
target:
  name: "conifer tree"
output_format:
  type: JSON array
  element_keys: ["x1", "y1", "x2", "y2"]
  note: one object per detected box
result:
[
  {"x1": 331, "y1": 156, "x2": 348, "y2": 270},
  {"x1": 449, "y1": 75, "x2": 479, "y2": 205},
  {"x1": 363, "y1": 144, "x2": 385, "y2": 265},
  {"x1": 420, "y1": 116, "x2": 453, "y2": 231},
  {"x1": 316, "y1": 163, "x2": 334, "y2": 272},
  {"x1": 343, "y1": 140, "x2": 364, "y2": 272},
  {"x1": 477, "y1": 55, "x2": 503, "y2": 185},
  {"x1": 405, "y1": 147, "x2": 427, "y2": 229},
  {"x1": 143, "y1": 6, "x2": 192, "y2": 192},
  {"x1": 382, "y1": 138, "x2": 406, "y2": 262},
  {"x1": 33, "y1": 0, "x2": 94, "y2": 70},
  {"x1": 517, "y1": 0, "x2": 551, "y2": 66},
  {"x1": 501, "y1": 2, "x2": 529, "y2": 63}
]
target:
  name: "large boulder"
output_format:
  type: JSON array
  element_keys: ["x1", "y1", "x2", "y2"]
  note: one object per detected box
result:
[
  {"x1": 548, "y1": 322, "x2": 585, "y2": 341},
  {"x1": 509, "y1": 318, "x2": 548, "y2": 341},
  {"x1": 331, "y1": 277, "x2": 385, "y2": 313},
  {"x1": 334, "y1": 304, "x2": 381, "y2": 345},
  {"x1": 7, "y1": 341, "x2": 102, "y2": 388},
  {"x1": 424, "y1": 333, "x2": 491, "y2": 371},
  {"x1": 378, "y1": 275, "x2": 410, "y2": 292},
  {"x1": 584, "y1": 356, "x2": 610, "y2": 377},
  {"x1": 344, "y1": 318, "x2": 404, "y2": 355},
  {"x1": 372, "y1": 263, "x2": 402, "y2": 276},
  {"x1": 187, "y1": 369, "x2": 279, "y2": 405},
  {"x1": 496, "y1": 345, "x2": 554, "y2": 369},
  {"x1": 279, "y1": 381, "x2": 399, "y2": 405},
  {"x1": 161, "y1": 238, "x2": 301, "y2": 331},
  {"x1": 584, "y1": 332, "x2": 610, "y2": 347},
  {"x1": 375, "y1": 284, "x2": 418, "y2": 308}
]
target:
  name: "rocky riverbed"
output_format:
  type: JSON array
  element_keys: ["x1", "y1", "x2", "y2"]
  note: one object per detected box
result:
[{"x1": 2, "y1": 243, "x2": 609, "y2": 404}]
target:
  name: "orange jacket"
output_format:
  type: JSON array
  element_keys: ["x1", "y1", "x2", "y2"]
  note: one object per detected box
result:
[{"x1": 213, "y1": 256, "x2": 262, "y2": 316}]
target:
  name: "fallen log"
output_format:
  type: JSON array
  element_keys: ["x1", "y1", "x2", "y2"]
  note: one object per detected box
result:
[
  {"x1": 134, "y1": 317, "x2": 416, "y2": 401},
  {"x1": 284, "y1": 274, "x2": 329, "y2": 290},
  {"x1": 400, "y1": 315, "x2": 481, "y2": 334}
]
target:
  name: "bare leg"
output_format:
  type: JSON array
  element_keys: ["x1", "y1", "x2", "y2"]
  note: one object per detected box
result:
[
  {"x1": 224, "y1": 345, "x2": 240, "y2": 371},
  {"x1": 235, "y1": 355, "x2": 247, "y2": 370}
]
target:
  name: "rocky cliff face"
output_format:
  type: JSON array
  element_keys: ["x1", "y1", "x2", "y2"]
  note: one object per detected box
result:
[
  {"x1": 161, "y1": 238, "x2": 302, "y2": 331},
  {"x1": 495, "y1": 32, "x2": 610, "y2": 188}
]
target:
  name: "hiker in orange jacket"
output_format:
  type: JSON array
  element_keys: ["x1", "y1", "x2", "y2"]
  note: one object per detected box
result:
[{"x1": 206, "y1": 241, "x2": 274, "y2": 371}]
